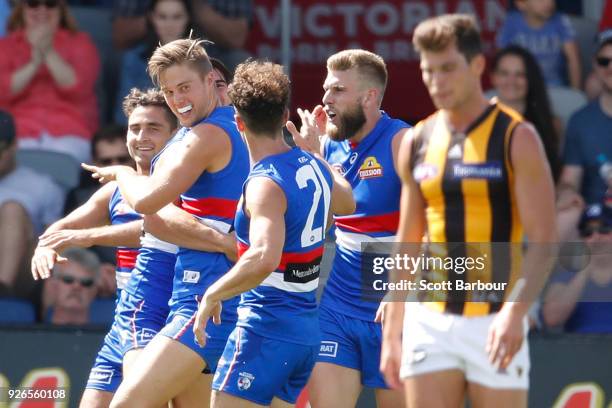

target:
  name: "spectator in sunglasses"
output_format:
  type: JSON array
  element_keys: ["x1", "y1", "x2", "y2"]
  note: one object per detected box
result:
[
  {"x1": 543, "y1": 203, "x2": 612, "y2": 333},
  {"x1": 0, "y1": 110, "x2": 65, "y2": 298},
  {"x1": 42, "y1": 246, "x2": 99, "y2": 325},
  {"x1": 558, "y1": 29, "x2": 612, "y2": 240},
  {"x1": 0, "y1": 0, "x2": 100, "y2": 163}
]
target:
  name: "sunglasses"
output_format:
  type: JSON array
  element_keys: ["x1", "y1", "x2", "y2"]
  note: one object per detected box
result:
[
  {"x1": 596, "y1": 56, "x2": 612, "y2": 68},
  {"x1": 25, "y1": 0, "x2": 59, "y2": 7},
  {"x1": 57, "y1": 274, "x2": 95, "y2": 288},
  {"x1": 580, "y1": 225, "x2": 612, "y2": 238},
  {"x1": 97, "y1": 155, "x2": 132, "y2": 166}
]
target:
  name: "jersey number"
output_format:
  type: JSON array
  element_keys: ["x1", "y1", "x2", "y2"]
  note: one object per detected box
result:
[{"x1": 296, "y1": 160, "x2": 331, "y2": 248}]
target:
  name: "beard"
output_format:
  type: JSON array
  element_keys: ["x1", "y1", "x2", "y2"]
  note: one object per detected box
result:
[{"x1": 327, "y1": 101, "x2": 367, "y2": 142}]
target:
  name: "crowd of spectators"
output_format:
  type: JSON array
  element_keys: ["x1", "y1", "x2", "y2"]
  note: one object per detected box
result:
[{"x1": 0, "y1": 0, "x2": 611, "y2": 334}]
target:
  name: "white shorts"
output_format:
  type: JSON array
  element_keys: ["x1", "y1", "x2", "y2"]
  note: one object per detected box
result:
[{"x1": 400, "y1": 303, "x2": 529, "y2": 390}]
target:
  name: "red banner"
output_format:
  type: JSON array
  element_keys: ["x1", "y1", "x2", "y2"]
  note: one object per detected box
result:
[{"x1": 246, "y1": 0, "x2": 508, "y2": 122}]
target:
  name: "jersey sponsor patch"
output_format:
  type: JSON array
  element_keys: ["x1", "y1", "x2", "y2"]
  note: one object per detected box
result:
[
  {"x1": 413, "y1": 163, "x2": 439, "y2": 182},
  {"x1": 284, "y1": 258, "x2": 322, "y2": 283},
  {"x1": 139, "y1": 327, "x2": 156, "y2": 343},
  {"x1": 359, "y1": 156, "x2": 383, "y2": 179},
  {"x1": 183, "y1": 270, "x2": 200, "y2": 284},
  {"x1": 319, "y1": 340, "x2": 338, "y2": 357},
  {"x1": 451, "y1": 162, "x2": 503, "y2": 180},
  {"x1": 88, "y1": 368, "x2": 114, "y2": 384}
]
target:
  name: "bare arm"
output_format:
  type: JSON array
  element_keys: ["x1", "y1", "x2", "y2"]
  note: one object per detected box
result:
[
  {"x1": 44, "y1": 48, "x2": 76, "y2": 88},
  {"x1": 506, "y1": 123, "x2": 558, "y2": 313},
  {"x1": 327, "y1": 164, "x2": 355, "y2": 217},
  {"x1": 542, "y1": 270, "x2": 589, "y2": 327},
  {"x1": 557, "y1": 165, "x2": 584, "y2": 210},
  {"x1": 203, "y1": 178, "x2": 284, "y2": 301},
  {"x1": 32, "y1": 182, "x2": 121, "y2": 279},
  {"x1": 38, "y1": 220, "x2": 142, "y2": 252},
  {"x1": 39, "y1": 182, "x2": 116, "y2": 237},
  {"x1": 144, "y1": 204, "x2": 237, "y2": 261},
  {"x1": 193, "y1": 177, "x2": 286, "y2": 346},
  {"x1": 112, "y1": 15, "x2": 147, "y2": 49},
  {"x1": 563, "y1": 41, "x2": 582, "y2": 90},
  {"x1": 380, "y1": 128, "x2": 427, "y2": 390},
  {"x1": 486, "y1": 123, "x2": 558, "y2": 369},
  {"x1": 84, "y1": 124, "x2": 230, "y2": 214},
  {"x1": 193, "y1": 3, "x2": 249, "y2": 49},
  {"x1": 10, "y1": 55, "x2": 42, "y2": 95}
]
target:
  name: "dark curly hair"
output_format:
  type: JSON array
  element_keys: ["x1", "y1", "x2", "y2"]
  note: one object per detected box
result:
[
  {"x1": 122, "y1": 87, "x2": 176, "y2": 129},
  {"x1": 228, "y1": 60, "x2": 290, "y2": 136}
]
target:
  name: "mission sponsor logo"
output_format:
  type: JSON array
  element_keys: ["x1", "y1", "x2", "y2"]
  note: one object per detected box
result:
[{"x1": 359, "y1": 156, "x2": 383, "y2": 179}]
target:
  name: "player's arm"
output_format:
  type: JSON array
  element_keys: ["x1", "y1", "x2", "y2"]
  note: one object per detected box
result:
[
  {"x1": 380, "y1": 128, "x2": 427, "y2": 390},
  {"x1": 143, "y1": 204, "x2": 237, "y2": 261},
  {"x1": 41, "y1": 181, "x2": 116, "y2": 234},
  {"x1": 328, "y1": 164, "x2": 355, "y2": 218},
  {"x1": 487, "y1": 123, "x2": 558, "y2": 369},
  {"x1": 193, "y1": 177, "x2": 286, "y2": 346},
  {"x1": 36, "y1": 181, "x2": 141, "y2": 250},
  {"x1": 38, "y1": 220, "x2": 142, "y2": 252},
  {"x1": 391, "y1": 127, "x2": 408, "y2": 176},
  {"x1": 32, "y1": 182, "x2": 116, "y2": 280},
  {"x1": 506, "y1": 123, "x2": 558, "y2": 313},
  {"x1": 83, "y1": 124, "x2": 229, "y2": 214}
]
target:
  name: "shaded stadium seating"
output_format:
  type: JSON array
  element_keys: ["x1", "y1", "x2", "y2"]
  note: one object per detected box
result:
[
  {"x1": 547, "y1": 86, "x2": 588, "y2": 129},
  {"x1": 568, "y1": 15, "x2": 599, "y2": 83},
  {"x1": 0, "y1": 298, "x2": 36, "y2": 323},
  {"x1": 70, "y1": 6, "x2": 119, "y2": 124},
  {"x1": 89, "y1": 298, "x2": 116, "y2": 326},
  {"x1": 16, "y1": 150, "x2": 81, "y2": 190}
]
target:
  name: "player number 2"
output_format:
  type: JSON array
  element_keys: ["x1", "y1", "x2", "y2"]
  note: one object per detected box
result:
[{"x1": 296, "y1": 160, "x2": 331, "y2": 248}]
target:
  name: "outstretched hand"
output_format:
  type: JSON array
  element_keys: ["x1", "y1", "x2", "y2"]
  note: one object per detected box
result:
[
  {"x1": 81, "y1": 163, "x2": 133, "y2": 184},
  {"x1": 31, "y1": 246, "x2": 67, "y2": 280},
  {"x1": 286, "y1": 105, "x2": 327, "y2": 154}
]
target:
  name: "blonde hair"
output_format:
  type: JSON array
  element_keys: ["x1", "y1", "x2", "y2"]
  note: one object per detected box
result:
[
  {"x1": 327, "y1": 49, "x2": 387, "y2": 96},
  {"x1": 147, "y1": 38, "x2": 213, "y2": 86}
]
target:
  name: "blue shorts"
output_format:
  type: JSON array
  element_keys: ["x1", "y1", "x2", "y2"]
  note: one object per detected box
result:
[
  {"x1": 159, "y1": 297, "x2": 234, "y2": 373},
  {"x1": 317, "y1": 305, "x2": 388, "y2": 389},
  {"x1": 86, "y1": 291, "x2": 169, "y2": 392},
  {"x1": 212, "y1": 327, "x2": 318, "y2": 405}
]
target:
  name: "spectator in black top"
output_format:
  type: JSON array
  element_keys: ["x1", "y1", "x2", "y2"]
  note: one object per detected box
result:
[{"x1": 112, "y1": 0, "x2": 252, "y2": 70}]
